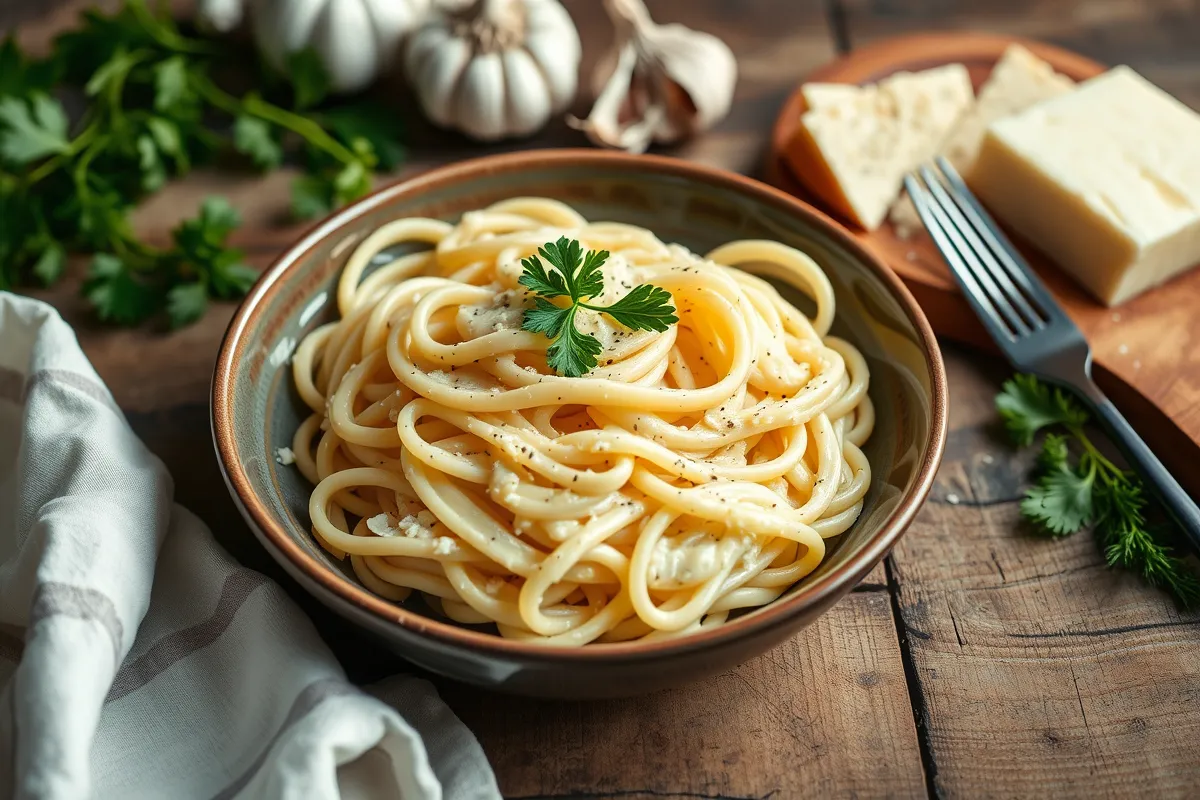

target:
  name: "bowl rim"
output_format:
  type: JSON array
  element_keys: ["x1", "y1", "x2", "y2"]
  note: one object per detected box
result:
[{"x1": 212, "y1": 148, "x2": 948, "y2": 663}]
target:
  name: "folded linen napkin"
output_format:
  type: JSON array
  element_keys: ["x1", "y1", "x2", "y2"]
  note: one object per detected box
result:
[{"x1": 0, "y1": 293, "x2": 500, "y2": 800}]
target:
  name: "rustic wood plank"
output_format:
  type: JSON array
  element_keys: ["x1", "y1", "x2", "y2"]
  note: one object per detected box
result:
[
  {"x1": 890, "y1": 345, "x2": 1200, "y2": 797},
  {"x1": 444, "y1": 590, "x2": 926, "y2": 800},
  {"x1": 835, "y1": 0, "x2": 1200, "y2": 106}
]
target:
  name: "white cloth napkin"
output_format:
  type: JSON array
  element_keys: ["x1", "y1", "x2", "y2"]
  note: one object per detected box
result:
[{"x1": 0, "y1": 293, "x2": 501, "y2": 800}]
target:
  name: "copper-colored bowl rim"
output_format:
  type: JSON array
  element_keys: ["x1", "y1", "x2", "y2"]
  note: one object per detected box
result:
[{"x1": 212, "y1": 148, "x2": 948, "y2": 664}]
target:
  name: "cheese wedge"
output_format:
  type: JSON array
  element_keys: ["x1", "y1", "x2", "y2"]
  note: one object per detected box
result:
[
  {"x1": 891, "y1": 44, "x2": 1075, "y2": 236},
  {"x1": 784, "y1": 64, "x2": 972, "y2": 230},
  {"x1": 972, "y1": 66, "x2": 1200, "y2": 306}
]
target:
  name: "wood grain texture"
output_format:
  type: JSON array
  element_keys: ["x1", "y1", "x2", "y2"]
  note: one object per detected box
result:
[
  {"x1": 449, "y1": 591, "x2": 926, "y2": 800},
  {"x1": 891, "y1": 346, "x2": 1200, "y2": 798},
  {"x1": 835, "y1": 0, "x2": 1200, "y2": 107},
  {"x1": 10, "y1": 0, "x2": 1200, "y2": 796}
]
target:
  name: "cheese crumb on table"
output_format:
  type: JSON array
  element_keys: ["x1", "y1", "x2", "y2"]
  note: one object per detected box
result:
[{"x1": 972, "y1": 66, "x2": 1200, "y2": 306}]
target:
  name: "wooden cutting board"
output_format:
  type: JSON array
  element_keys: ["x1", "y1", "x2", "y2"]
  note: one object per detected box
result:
[{"x1": 765, "y1": 32, "x2": 1200, "y2": 492}]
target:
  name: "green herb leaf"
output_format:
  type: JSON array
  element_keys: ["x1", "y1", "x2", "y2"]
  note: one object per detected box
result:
[
  {"x1": 0, "y1": 94, "x2": 69, "y2": 164},
  {"x1": 323, "y1": 103, "x2": 404, "y2": 170},
  {"x1": 589, "y1": 283, "x2": 679, "y2": 332},
  {"x1": 166, "y1": 281, "x2": 207, "y2": 328},
  {"x1": 233, "y1": 114, "x2": 283, "y2": 170},
  {"x1": 291, "y1": 174, "x2": 332, "y2": 220},
  {"x1": 1021, "y1": 464, "x2": 1095, "y2": 536},
  {"x1": 31, "y1": 242, "x2": 66, "y2": 286},
  {"x1": 332, "y1": 158, "x2": 371, "y2": 205},
  {"x1": 84, "y1": 253, "x2": 158, "y2": 325},
  {"x1": 286, "y1": 48, "x2": 330, "y2": 110},
  {"x1": 84, "y1": 46, "x2": 139, "y2": 97},
  {"x1": 996, "y1": 374, "x2": 1089, "y2": 446},
  {"x1": 519, "y1": 237, "x2": 677, "y2": 377},
  {"x1": 546, "y1": 311, "x2": 603, "y2": 379},
  {"x1": 137, "y1": 134, "x2": 167, "y2": 191},
  {"x1": 998, "y1": 373, "x2": 1200, "y2": 609},
  {"x1": 153, "y1": 55, "x2": 191, "y2": 112}
]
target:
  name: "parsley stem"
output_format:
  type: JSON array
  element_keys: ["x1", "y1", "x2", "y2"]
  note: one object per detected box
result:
[
  {"x1": 126, "y1": 0, "x2": 217, "y2": 57},
  {"x1": 190, "y1": 76, "x2": 359, "y2": 165}
]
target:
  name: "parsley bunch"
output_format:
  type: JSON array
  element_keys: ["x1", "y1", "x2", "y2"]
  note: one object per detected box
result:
[
  {"x1": 518, "y1": 237, "x2": 678, "y2": 377},
  {"x1": 997, "y1": 374, "x2": 1200, "y2": 607},
  {"x1": 0, "y1": 0, "x2": 403, "y2": 327}
]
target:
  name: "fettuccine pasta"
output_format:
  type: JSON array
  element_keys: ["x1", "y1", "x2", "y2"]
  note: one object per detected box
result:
[{"x1": 289, "y1": 197, "x2": 873, "y2": 646}]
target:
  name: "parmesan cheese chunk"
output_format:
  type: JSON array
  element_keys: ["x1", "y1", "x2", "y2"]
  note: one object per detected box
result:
[
  {"x1": 784, "y1": 65, "x2": 972, "y2": 230},
  {"x1": 891, "y1": 44, "x2": 1075, "y2": 235},
  {"x1": 972, "y1": 66, "x2": 1200, "y2": 306}
]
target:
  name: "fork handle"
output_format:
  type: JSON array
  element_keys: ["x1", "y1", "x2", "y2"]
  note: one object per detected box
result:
[{"x1": 1081, "y1": 383, "x2": 1200, "y2": 552}]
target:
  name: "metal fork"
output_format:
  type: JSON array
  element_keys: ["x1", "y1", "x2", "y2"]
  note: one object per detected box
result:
[{"x1": 905, "y1": 157, "x2": 1200, "y2": 551}]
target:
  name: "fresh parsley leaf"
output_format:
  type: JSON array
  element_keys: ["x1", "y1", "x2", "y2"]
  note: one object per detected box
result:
[
  {"x1": 519, "y1": 237, "x2": 677, "y2": 377},
  {"x1": 996, "y1": 374, "x2": 1088, "y2": 446},
  {"x1": 0, "y1": 37, "x2": 59, "y2": 98},
  {"x1": 547, "y1": 312, "x2": 603, "y2": 379},
  {"x1": 31, "y1": 241, "x2": 66, "y2": 286},
  {"x1": 291, "y1": 174, "x2": 332, "y2": 220},
  {"x1": 166, "y1": 281, "x2": 208, "y2": 328},
  {"x1": 998, "y1": 373, "x2": 1200, "y2": 609},
  {"x1": 1037, "y1": 432, "x2": 1071, "y2": 475},
  {"x1": 146, "y1": 116, "x2": 188, "y2": 171},
  {"x1": 84, "y1": 253, "x2": 158, "y2": 325},
  {"x1": 209, "y1": 257, "x2": 258, "y2": 299},
  {"x1": 323, "y1": 103, "x2": 405, "y2": 170},
  {"x1": 153, "y1": 55, "x2": 191, "y2": 112},
  {"x1": 333, "y1": 158, "x2": 371, "y2": 205},
  {"x1": 137, "y1": 134, "x2": 167, "y2": 191},
  {"x1": 233, "y1": 114, "x2": 283, "y2": 170},
  {"x1": 1022, "y1": 464, "x2": 1095, "y2": 537},
  {"x1": 518, "y1": 254, "x2": 569, "y2": 298},
  {"x1": 522, "y1": 297, "x2": 570, "y2": 337},
  {"x1": 85, "y1": 46, "x2": 140, "y2": 98},
  {"x1": 589, "y1": 283, "x2": 679, "y2": 332},
  {"x1": 0, "y1": 94, "x2": 70, "y2": 164},
  {"x1": 287, "y1": 48, "x2": 331, "y2": 110}
]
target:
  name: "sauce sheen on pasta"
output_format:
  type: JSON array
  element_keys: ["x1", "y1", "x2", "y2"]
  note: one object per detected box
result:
[{"x1": 290, "y1": 197, "x2": 873, "y2": 646}]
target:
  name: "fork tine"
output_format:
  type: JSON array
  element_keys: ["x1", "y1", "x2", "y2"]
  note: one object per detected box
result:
[
  {"x1": 934, "y1": 156, "x2": 1066, "y2": 322},
  {"x1": 912, "y1": 167, "x2": 1031, "y2": 338},
  {"x1": 918, "y1": 165, "x2": 1046, "y2": 332},
  {"x1": 904, "y1": 174, "x2": 1018, "y2": 344}
]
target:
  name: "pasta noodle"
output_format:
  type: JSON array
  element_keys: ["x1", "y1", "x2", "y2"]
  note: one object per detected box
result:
[{"x1": 290, "y1": 197, "x2": 873, "y2": 646}]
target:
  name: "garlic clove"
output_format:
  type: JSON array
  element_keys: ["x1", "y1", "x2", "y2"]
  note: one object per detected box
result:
[
  {"x1": 575, "y1": 0, "x2": 737, "y2": 152},
  {"x1": 252, "y1": 0, "x2": 325, "y2": 74},
  {"x1": 523, "y1": 0, "x2": 581, "y2": 112},
  {"x1": 361, "y1": 0, "x2": 430, "y2": 71},
  {"x1": 502, "y1": 49, "x2": 554, "y2": 137},
  {"x1": 310, "y1": 0, "x2": 382, "y2": 93},
  {"x1": 454, "y1": 52, "x2": 509, "y2": 141},
  {"x1": 413, "y1": 34, "x2": 473, "y2": 128}
]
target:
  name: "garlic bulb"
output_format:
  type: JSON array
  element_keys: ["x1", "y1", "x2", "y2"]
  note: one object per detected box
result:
[
  {"x1": 198, "y1": 0, "x2": 245, "y2": 32},
  {"x1": 251, "y1": 0, "x2": 429, "y2": 94},
  {"x1": 405, "y1": 0, "x2": 581, "y2": 141},
  {"x1": 574, "y1": 0, "x2": 737, "y2": 153}
]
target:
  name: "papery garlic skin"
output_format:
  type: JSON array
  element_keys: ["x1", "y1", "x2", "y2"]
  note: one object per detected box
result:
[
  {"x1": 575, "y1": 0, "x2": 738, "y2": 154},
  {"x1": 406, "y1": 0, "x2": 581, "y2": 141},
  {"x1": 252, "y1": 0, "x2": 429, "y2": 94}
]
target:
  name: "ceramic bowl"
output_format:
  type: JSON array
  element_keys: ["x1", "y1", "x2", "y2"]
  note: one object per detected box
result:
[{"x1": 212, "y1": 150, "x2": 947, "y2": 698}]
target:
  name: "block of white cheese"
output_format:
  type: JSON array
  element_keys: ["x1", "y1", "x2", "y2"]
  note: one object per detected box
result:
[
  {"x1": 784, "y1": 64, "x2": 973, "y2": 230},
  {"x1": 972, "y1": 66, "x2": 1200, "y2": 306},
  {"x1": 891, "y1": 44, "x2": 1076, "y2": 236}
]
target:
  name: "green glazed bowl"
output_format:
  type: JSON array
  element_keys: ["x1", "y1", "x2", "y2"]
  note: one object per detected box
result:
[{"x1": 212, "y1": 150, "x2": 947, "y2": 698}]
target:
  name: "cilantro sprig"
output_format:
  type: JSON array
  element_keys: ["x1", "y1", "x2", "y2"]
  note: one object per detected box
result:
[
  {"x1": 518, "y1": 237, "x2": 678, "y2": 378},
  {"x1": 997, "y1": 374, "x2": 1200, "y2": 608},
  {"x1": 0, "y1": 1, "x2": 403, "y2": 328}
]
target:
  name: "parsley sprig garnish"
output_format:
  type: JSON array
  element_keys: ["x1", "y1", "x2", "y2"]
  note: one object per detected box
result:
[
  {"x1": 0, "y1": 1, "x2": 403, "y2": 328},
  {"x1": 518, "y1": 237, "x2": 677, "y2": 378},
  {"x1": 997, "y1": 374, "x2": 1200, "y2": 608}
]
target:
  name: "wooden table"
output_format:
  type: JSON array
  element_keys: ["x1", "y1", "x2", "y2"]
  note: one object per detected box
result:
[{"x1": 10, "y1": 1, "x2": 1200, "y2": 797}]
